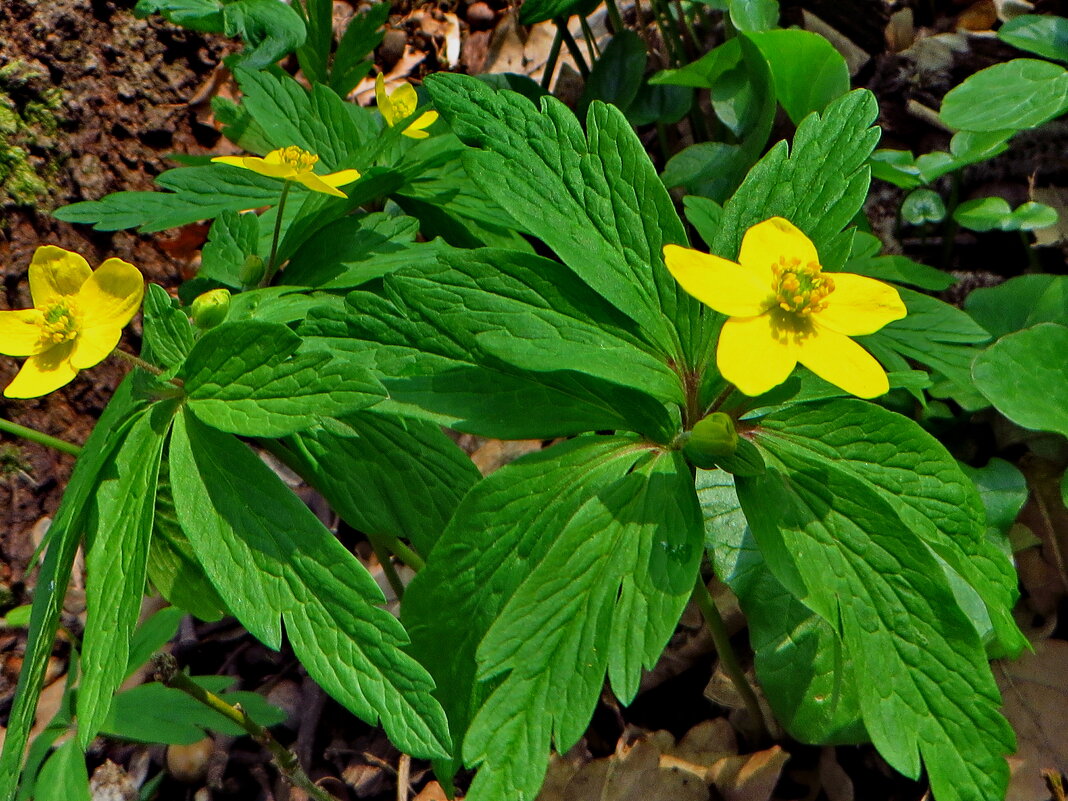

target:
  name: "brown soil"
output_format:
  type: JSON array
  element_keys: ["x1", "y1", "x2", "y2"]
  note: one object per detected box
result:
[{"x1": 0, "y1": 0, "x2": 229, "y2": 591}]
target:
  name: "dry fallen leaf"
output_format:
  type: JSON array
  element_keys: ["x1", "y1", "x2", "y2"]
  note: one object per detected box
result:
[{"x1": 997, "y1": 639, "x2": 1068, "y2": 801}]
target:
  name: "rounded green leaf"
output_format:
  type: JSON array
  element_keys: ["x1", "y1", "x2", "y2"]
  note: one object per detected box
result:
[
  {"x1": 902, "y1": 188, "x2": 946, "y2": 224},
  {"x1": 972, "y1": 323, "x2": 1068, "y2": 437},
  {"x1": 940, "y1": 58, "x2": 1068, "y2": 132},
  {"x1": 953, "y1": 196, "x2": 1013, "y2": 231},
  {"x1": 998, "y1": 14, "x2": 1068, "y2": 63},
  {"x1": 748, "y1": 29, "x2": 851, "y2": 124}
]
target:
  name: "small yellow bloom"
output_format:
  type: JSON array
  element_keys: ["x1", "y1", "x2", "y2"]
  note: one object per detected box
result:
[
  {"x1": 211, "y1": 146, "x2": 361, "y2": 198},
  {"x1": 375, "y1": 75, "x2": 438, "y2": 139},
  {"x1": 0, "y1": 246, "x2": 144, "y2": 398},
  {"x1": 664, "y1": 217, "x2": 907, "y2": 399}
]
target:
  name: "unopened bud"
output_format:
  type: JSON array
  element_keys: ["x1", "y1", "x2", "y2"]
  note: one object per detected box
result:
[
  {"x1": 191, "y1": 288, "x2": 231, "y2": 329},
  {"x1": 683, "y1": 412, "x2": 738, "y2": 469},
  {"x1": 238, "y1": 255, "x2": 265, "y2": 287}
]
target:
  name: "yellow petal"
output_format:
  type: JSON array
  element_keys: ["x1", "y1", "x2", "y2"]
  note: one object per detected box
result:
[
  {"x1": 717, "y1": 313, "x2": 798, "y2": 396},
  {"x1": 814, "y1": 273, "x2": 907, "y2": 336},
  {"x1": 663, "y1": 244, "x2": 771, "y2": 317},
  {"x1": 294, "y1": 173, "x2": 348, "y2": 198},
  {"x1": 797, "y1": 325, "x2": 890, "y2": 399},
  {"x1": 403, "y1": 111, "x2": 438, "y2": 138},
  {"x1": 29, "y1": 246, "x2": 92, "y2": 307},
  {"x1": 70, "y1": 325, "x2": 122, "y2": 370},
  {"x1": 76, "y1": 258, "x2": 144, "y2": 330},
  {"x1": 212, "y1": 155, "x2": 294, "y2": 180},
  {"x1": 738, "y1": 217, "x2": 817, "y2": 281},
  {"x1": 0, "y1": 309, "x2": 46, "y2": 356},
  {"x1": 319, "y1": 169, "x2": 361, "y2": 188},
  {"x1": 375, "y1": 74, "x2": 393, "y2": 123},
  {"x1": 3, "y1": 341, "x2": 78, "y2": 398},
  {"x1": 391, "y1": 83, "x2": 418, "y2": 115}
]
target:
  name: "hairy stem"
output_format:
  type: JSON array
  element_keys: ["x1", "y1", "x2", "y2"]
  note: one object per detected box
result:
[{"x1": 0, "y1": 417, "x2": 81, "y2": 457}]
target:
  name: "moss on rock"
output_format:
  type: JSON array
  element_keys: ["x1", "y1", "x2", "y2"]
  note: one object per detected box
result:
[{"x1": 0, "y1": 60, "x2": 63, "y2": 211}]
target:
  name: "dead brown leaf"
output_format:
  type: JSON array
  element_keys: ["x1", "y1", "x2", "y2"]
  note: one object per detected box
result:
[{"x1": 997, "y1": 639, "x2": 1068, "y2": 801}]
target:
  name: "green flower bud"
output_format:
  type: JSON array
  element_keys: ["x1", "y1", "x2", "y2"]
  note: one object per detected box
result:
[
  {"x1": 683, "y1": 412, "x2": 738, "y2": 469},
  {"x1": 191, "y1": 288, "x2": 231, "y2": 330},
  {"x1": 238, "y1": 255, "x2": 265, "y2": 288}
]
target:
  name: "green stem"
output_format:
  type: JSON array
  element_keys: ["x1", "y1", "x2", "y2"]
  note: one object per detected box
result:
[
  {"x1": 153, "y1": 655, "x2": 340, "y2": 801},
  {"x1": 111, "y1": 349, "x2": 164, "y2": 377},
  {"x1": 604, "y1": 0, "x2": 625, "y2": 34},
  {"x1": 579, "y1": 16, "x2": 600, "y2": 61},
  {"x1": 265, "y1": 180, "x2": 292, "y2": 284},
  {"x1": 691, "y1": 575, "x2": 770, "y2": 741},
  {"x1": 556, "y1": 18, "x2": 591, "y2": 78},
  {"x1": 367, "y1": 533, "x2": 406, "y2": 600},
  {"x1": 0, "y1": 417, "x2": 81, "y2": 457},
  {"x1": 541, "y1": 25, "x2": 565, "y2": 90},
  {"x1": 379, "y1": 532, "x2": 426, "y2": 572}
]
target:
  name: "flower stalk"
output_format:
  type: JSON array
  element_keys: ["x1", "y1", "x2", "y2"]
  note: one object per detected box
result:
[{"x1": 0, "y1": 417, "x2": 81, "y2": 457}]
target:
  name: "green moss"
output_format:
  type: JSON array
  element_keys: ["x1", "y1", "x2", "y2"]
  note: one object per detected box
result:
[{"x1": 0, "y1": 60, "x2": 63, "y2": 211}]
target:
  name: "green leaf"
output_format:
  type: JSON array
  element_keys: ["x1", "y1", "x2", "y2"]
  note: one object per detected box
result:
[
  {"x1": 972, "y1": 323, "x2": 1068, "y2": 437},
  {"x1": 859, "y1": 288, "x2": 991, "y2": 409},
  {"x1": 301, "y1": 292, "x2": 678, "y2": 442},
  {"x1": 518, "y1": 0, "x2": 594, "y2": 25},
  {"x1": 650, "y1": 37, "x2": 740, "y2": 89},
  {"x1": 283, "y1": 212, "x2": 426, "y2": 288},
  {"x1": 142, "y1": 284, "x2": 195, "y2": 369},
  {"x1": 331, "y1": 3, "x2": 389, "y2": 97},
  {"x1": 223, "y1": 0, "x2": 306, "y2": 70},
  {"x1": 729, "y1": 0, "x2": 778, "y2": 31},
  {"x1": 147, "y1": 458, "x2": 228, "y2": 621},
  {"x1": 169, "y1": 411, "x2": 452, "y2": 757},
  {"x1": 998, "y1": 15, "x2": 1068, "y2": 63},
  {"x1": 401, "y1": 435, "x2": 662, "y2": 782},
  {"x1": 54, "y1": 165, "x2": 285, "y2": 233},
  {"x1": 180, "y1": 321, "x2": 384, "y2": 437},
  {"x1": 953, "y1": 197, "x2": 1059, "y2": 231},
  {"x1": 78, "y1": 403, "x2": 173, "y2": 747},
  {"x1": 625, "y1": 82, "x2": 692, "y2": 126},
  {"x1": 901, "y1": 188, "x2": 946, "y2": 224},
  {"x1": 383, "y1": 248, "x2": 684, "y2": 405},
  {"x1": 125, "y1": 607, "x2": 185, "y2": 679},
  {"x1": 683, "y1": 195, "x2": 723, "y2": 248},
  {"x1": 578, "y1": 31, "x2": 646, "y2": 117},
  {"x1": 34, "y1": 740, "x2": 89, "y2": 801},
  {"x1": 234, "y1": 68, "x2": 365, "y2": 168},
  {"x1": 748, "y1": 29, "x2": 850, "y2": 124},
  {"x1": 751, "y1": 400, "x2": 1026, "y2": 656},
  {"x1": 282, "y1": 411, "x2": 481, "y2": 557},
  {"x1": 844, "y1": 249, "x2": 954, "y2": 291},
  {"x1": 293, "y1": 0, "x2": 331, "y2": 83},
  {"x1": 0, "y1": 378, "x2": 149, "y2": 799},
  {"x1": 711, "y1": 89, "x2": 880, "y2": 271},
  {"x1": 424, "y1": 73, "x2": 698, "y2": 362},
  {"x1": 960, "y1": 458, "x2": 1029, "y2": 539},
  {"x1": 940, "y1": 58, "x2": 1068, "y2": 132},
  {"x1": 199, "y1": 210, "x2": 261, "y2": 287},
  {"x1": 965, "y1": 274, "x2": 1067, "y2": 337},
  {"x1": 133, "y1": 0, "x2": 223, "y2": 32},
  {"x1": 698, "y1": 469, "x2": 866, "y2": 743},
  {"x1": 105, "y1": 676, "x2": 285, "y2": 744},
  {"x1": 738, "y1": 430, "x2": 1015, "y2": 801},
  {"x1": 464, "y1": 448, "x2": 701, "y2": 801}
]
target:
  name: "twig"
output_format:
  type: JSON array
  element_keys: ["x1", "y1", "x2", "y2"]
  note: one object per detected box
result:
[{"x1": 152, "y1": 654, "x2": 340, "y2": 801}]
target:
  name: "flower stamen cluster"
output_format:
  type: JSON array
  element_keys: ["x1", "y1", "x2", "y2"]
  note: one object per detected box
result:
[
  {"x1": 772, "y1": 256, "x2": 834, "y2": 315},
  {"x1": 41, "y1": 302, "x2": 79, "y2": 345},
  {"x1": 276, "y1": 146, "x2": 320, "y2": 173}
]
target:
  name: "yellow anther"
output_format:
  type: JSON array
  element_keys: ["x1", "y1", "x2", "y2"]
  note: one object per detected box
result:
[
  {"x1": 279, "y1": 146, "x2": 319, "y2": 173},
  {"x1": 40, "y1": 302, "x2": 78, "y2": 345},
  {"x1": 771, "y1": 257, "x2": 834, "y2": 314}
]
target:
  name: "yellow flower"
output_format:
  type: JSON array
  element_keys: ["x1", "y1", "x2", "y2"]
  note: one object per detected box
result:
[
  {"x1": 375, "y1": 75, "x2": 438, "y2": 139},
  {"x1": 664, "y1": 217, "x2": 907, "y2": 399},
  {"x1": 211, "y1": 146, "x2": 361, "y2": 198},
  {"x1": 0, "y1": 246, "x2": 144, "y2": 398}
]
